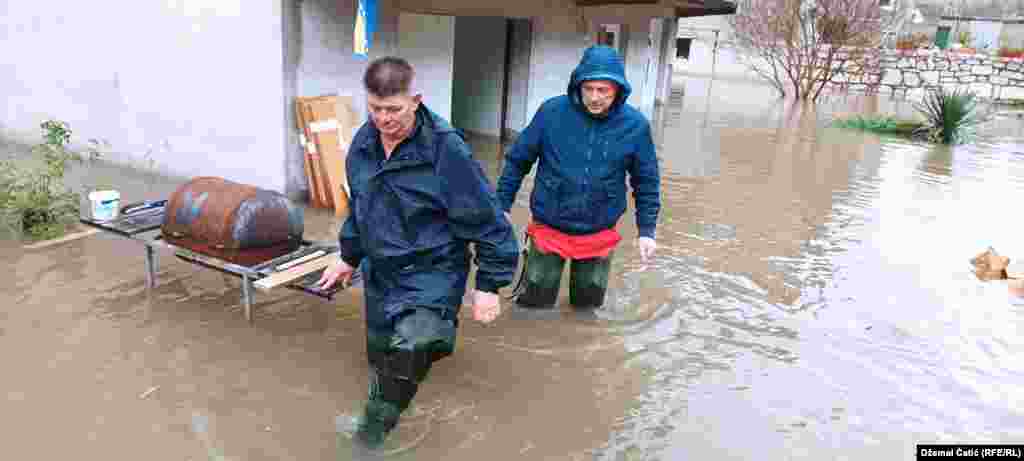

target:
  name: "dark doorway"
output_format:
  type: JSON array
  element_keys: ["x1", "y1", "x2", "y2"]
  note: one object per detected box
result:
[{"x1": 676, "y1": 37, "x2": 693, "y2": 59}]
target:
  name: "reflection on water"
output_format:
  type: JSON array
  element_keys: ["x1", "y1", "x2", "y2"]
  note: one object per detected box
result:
[
  {"x1": 589, "y1": 77, "x2": 1024, "y2": 460},
  {"x1": 4, "y1": 75, "x2": 1024, "y2": 460}
]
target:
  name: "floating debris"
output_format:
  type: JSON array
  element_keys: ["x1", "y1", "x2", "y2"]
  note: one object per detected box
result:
[
  {"x1": 139, "y1": 386, "x2": 160, "y2": 399},
  {"x1": 970, "y1": 247, "x2": 1010, "y2": 281}
]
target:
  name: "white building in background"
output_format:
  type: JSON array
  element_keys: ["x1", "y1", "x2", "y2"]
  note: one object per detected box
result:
[{"x1": 1, "y1": 0, "x2": 736, "y2": 201}]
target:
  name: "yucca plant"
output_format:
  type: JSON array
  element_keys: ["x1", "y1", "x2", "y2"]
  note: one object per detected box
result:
[{"x1": 912, "y1": 87, "x2": 988, "y2": 145}]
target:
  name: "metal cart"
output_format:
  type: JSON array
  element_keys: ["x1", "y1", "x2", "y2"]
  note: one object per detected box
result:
[{"x1": 79, "y1": 203, "x2": 356, "y2": 323}]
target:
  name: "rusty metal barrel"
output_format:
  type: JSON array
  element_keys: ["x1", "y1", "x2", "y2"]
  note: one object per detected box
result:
[{"x1": 161, "y1": 176, "x2": 304, "y2": 266}]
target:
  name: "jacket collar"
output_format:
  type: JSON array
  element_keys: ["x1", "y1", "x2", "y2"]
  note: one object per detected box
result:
[{"x1": 359, "y1": 104, "x2": 436, "y2": 169}]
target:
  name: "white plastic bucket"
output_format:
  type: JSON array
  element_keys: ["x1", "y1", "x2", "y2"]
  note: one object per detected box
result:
[{"x1": 88, "y1": 190, "x2": 120, "y2": 221}]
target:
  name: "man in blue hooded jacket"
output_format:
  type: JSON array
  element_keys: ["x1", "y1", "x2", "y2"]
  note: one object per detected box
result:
[
  {"x1": 496, "y1": 45, "x2": 661, "y2": 310},
  {"x1": 317, "y1": 56, "x2": 519, "y2": 449}
]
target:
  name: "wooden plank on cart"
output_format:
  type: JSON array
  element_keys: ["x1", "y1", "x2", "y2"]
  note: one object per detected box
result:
[{"x1": 253, "y1": 252, "x2": 340, "y2": 292}]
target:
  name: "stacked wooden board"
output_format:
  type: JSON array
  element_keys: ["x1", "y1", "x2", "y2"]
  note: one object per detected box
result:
[{"x1": 295, "y1": 95, "x2": 358, "y2": 218}]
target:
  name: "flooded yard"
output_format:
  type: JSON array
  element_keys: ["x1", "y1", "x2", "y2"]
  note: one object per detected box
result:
[{"x1": 3, "y1": 73, "x2": 1024, "y2": 460}]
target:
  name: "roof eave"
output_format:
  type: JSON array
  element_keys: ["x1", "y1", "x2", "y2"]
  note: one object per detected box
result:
[{"x1": 675, "y1": 0, "x2": 737, "y2": 18}]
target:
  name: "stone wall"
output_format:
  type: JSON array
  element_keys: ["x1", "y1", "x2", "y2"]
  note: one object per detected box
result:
[{"x1": 862, "y1": 50, "x2": 1024, "y2": 101}]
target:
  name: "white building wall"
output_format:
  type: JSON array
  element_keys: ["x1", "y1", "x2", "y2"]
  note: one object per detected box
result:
[
  {"x1": 623, "y1": 18, "x2": 655, "y2": 120},
  {"x1": 284, "y1": 0, "x2": 375, "y2": 199},
  {"x1": 398, "y1": 13, "x2": 456, "y2": 122},
  {"x1": 4, "y1": 0, "x2": 721, "y2": 198},
  {"x1": 677, "y1": 16, "x2": 752, "y2": 82},
  {"x1": 526, "y1": 11, "x2": 590, "y2": 122},
  {"x1": 2, "y1": 0, "x2": 288, "y2": 193},
  {"x1": 655, "y1": 18, "x2": 679, "y2": 107}
]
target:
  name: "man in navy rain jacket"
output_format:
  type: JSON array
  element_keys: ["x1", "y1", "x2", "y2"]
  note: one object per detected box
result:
[
  {"x1": 495, "y1": 45, "x2": 661, "y2": 310},
  {"x1": 317, "y1": 56, "x2": 519, "y2": 450}
]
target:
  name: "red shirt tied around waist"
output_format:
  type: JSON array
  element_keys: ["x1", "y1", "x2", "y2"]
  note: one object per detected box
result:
[{"x1": 526, "y1": 221, "x2": 621, "y2": 260}]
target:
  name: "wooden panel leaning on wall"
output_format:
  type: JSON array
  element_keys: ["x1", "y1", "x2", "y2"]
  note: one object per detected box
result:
[{"x1": 295, "y1": 95, "x2": 357, "y2": 218}]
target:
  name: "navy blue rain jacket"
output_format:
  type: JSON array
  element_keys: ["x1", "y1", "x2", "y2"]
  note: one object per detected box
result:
[
  {"x1": 495, "y1": 45, "x2": 661, "y2": 238},
  {"x1": 338, "y1": 104, "x2": 519, "y2": 331}
]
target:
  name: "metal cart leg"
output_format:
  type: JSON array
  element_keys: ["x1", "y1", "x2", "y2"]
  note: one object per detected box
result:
[
  {"x1": 145, "y1": 245, "x2": 156, "y2": 289},
  {"x1": 242, "y1": 273, "x2": 253, "y2": 323}
]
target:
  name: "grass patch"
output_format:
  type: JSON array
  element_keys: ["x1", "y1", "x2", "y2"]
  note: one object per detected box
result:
[
  {"x1": 833, "y1": 88, "x2": 991, "y2": 145},
  {"x1": 831, "y1": 115, "x2": 924, "y2": 136},
  {"x1": 994, "y1": 98, "x2": 1024, "y2": 107}
]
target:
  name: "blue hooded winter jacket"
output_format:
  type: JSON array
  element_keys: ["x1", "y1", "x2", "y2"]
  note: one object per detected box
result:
[
  {"x1": 495, "y1": 45, "x2": 661, "y2": 239},
  {"x1": 338, "y1": 104, "x2": 519, "y2": 331}
]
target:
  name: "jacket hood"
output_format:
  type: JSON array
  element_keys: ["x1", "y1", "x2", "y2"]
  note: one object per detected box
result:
[{"x1": 568, "y1": 45, "x2": 632, "y2": 116}]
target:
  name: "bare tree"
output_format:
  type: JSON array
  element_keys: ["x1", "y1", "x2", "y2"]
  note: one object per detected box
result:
[{"x1": 730, "y1": 0, "x2": 905, "y2": 102}]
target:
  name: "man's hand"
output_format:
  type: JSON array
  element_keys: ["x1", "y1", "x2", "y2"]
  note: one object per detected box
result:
[
  {"x1": 637, "y1": 237, "x2": 657, "y2": 263},
  {"x1": 316, "y1": 259, "x2": 355, "y2": 291},
  {"x1": 470, "y1": 290, "x2": 501, "y2": 324}
]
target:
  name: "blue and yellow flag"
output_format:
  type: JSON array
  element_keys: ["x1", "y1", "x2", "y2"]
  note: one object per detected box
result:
[{"x1": 354, "y1": 0, "x2": 376, "y2": 59}]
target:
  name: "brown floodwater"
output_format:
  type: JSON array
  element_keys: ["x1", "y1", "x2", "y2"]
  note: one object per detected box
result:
[{"x1": 3, "y1": 74, "x2": 1024, "y2": 460}]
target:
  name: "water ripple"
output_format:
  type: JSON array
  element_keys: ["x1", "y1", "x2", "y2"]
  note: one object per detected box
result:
[{"x1": 596, "y1": 78, "x2": 1024, "y2": 460}]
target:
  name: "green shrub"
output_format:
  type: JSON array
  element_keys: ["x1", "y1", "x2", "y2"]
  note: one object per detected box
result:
[
  {"x1": 0, "y1": 120, "x2": 103, "y2": 241},
  {"x1": 833, "y1": 88, "x2": 990, "y2": 145}
]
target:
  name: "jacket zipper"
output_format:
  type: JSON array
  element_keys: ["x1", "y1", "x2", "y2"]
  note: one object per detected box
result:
[{"x1": 585, "y1": 117, "x2": 593, "y2": 185}]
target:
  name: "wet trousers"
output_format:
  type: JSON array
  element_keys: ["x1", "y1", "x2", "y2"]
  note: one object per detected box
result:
[
  {"x1": 515, "y1": 240, "x2": 614, "y2": 309},
  {"x1": 357, "y1": 306, "x2": 456, "y2": 447}
]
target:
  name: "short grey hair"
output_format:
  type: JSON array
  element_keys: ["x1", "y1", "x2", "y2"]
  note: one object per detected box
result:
[{"x1": 363, "y1": 56, "x2": 415, "y2": 97}]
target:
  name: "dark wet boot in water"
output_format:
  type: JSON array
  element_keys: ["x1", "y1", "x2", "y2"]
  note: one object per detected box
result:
[
  {"x1": 337, "y1": 400, "x2": 431, "y2": 460},
  {"x1": 354, "y1": 399, "x2": 402, "y2": 448},
  {"x1": 351, "y1": 363, "x2": 422, "y2": 453},
  {"x1": 568, "y1": 252, "x2": 613, "y2": 309},
  {"x1": 340, "y1": 308, "x2": 452, "y2": 458},
  {"x1": 515, "y1": 241, "x2": 566, "y2": 309}
]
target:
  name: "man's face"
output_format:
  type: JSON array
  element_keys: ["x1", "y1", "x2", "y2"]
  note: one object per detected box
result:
[
  {"x1": 367, "y1": 92, "x2": 421, "y2": 138},
  {"x1": 580, "y1": 80, "x2": 618, "y2": 115}
]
